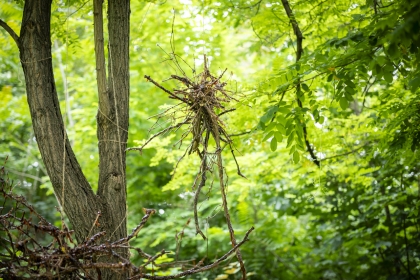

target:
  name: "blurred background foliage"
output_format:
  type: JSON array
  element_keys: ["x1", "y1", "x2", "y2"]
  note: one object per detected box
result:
[{"x1": 1, "y1": 0, "x2": 419, "y2": 279}]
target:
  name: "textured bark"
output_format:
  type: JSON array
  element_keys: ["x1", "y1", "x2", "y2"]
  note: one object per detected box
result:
[
  {"x1": 96, "y1": 0, "x2": 130, "y2": 248},
  {"x1": 94, "y1": 0, "x2": 109, "y2": 116},
  {"x1": 18, "y1": 1, "x2": 130, "y2": 278},
  {"x1": 19, "y1": 0, "x2": 101, "y2": 243}
]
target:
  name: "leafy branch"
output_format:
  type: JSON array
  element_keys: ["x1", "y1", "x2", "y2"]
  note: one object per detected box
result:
[{"x1": 281, "y1": 0, "x2": 320, "y2": 167}]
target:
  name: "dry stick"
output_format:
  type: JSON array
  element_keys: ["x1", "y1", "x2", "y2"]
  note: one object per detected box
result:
[
  {"x1": 128, "y1": 226, "x2": 254, "y2": 280},
  {"x1": 3, "y1": 192, "x2": 48, "y2": 224},
  {"x1": 218, "y1": 108, "x2": 236, "y2": 117},
  {"x1": 281, "y1": 0, "x2": 320, "y2": 167},
  {"x1": 230, "y1": 149, "x2": 247, "y2": 178},
  {"x1": 145, "y1": 75, "x2": 187, "y2": 103},
  {"x1": 140, "y1": 249, "x2": 167, "y2": 270},
  {"x1": 194, "y1": 131, "x2": 210, "y2": 240},
  {"x1": 126, "y1": 120, "x2": 190, "y2": 153},
  {"x1": 175, "y1": 218, "x2": 191, "y2": 261},
  {"x1": 207, "y1": 107, "x2": 246, "y2": 280},
  {"x1": 86, "y1": 211, "x2": 102, "y2": 242},
  {"x1": 85, "y1": 231, "x2": 106, "y2": 247},
  {"x1": 113, "y1": 208, "x2": 156, "y2": 245}
]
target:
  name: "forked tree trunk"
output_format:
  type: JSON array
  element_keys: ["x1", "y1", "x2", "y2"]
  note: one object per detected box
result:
[{"x1": 18, "y1": 0, "x2": 130, "y2": 279}]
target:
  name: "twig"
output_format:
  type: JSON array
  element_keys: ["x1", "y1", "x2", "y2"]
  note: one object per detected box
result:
[
  {"x1": 194, "y1": 133, "x2": 210, "y2": 240},
  {"x1": 0, "y1": 19, "x2": 20, "y2": 47},
  {"x1": 140, "y1": 249, "x2": 167, "y2": 270},
  {"x1": 129, "y1": 227, "x2": 254, "y2": 280},
  {"x1": 320, "y1": 142, "x2": 370, "y2": 161},
  {"x1": 145, "y1": 75, "x2": 187, "y2": 103},
  {"x1": 209, "y1": 117, "x2": 246, "y2": 279},
  {"x1": 116, "y1": 208, "x2": 155, "y2": 243},
  {"x1": 126, "y1": 121, "x2": 190, "y2": 153}
]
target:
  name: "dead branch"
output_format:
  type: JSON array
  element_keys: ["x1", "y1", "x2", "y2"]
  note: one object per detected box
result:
[{"x1": 128, "y1": 227, "x2": 254, "y2": 280}]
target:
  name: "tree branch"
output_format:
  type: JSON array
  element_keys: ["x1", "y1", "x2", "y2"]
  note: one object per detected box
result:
[
  {"x1": 281, "y1": 0, "x2": 320, "y2": 167},
  {"x1": 93, "y1": 0, "x2": 109, "y2": 115},
  {"x1": 0, "y1": 19, "x2": 20, "y2": 48},
  {"x1": 96, "y1": 0, "x2": 131, "y2": 264},
  {"x1": 320, "y1": 142, "x2": 370, "y2": 161},
  {"x1": 129, "y1": 226, "x2": 255, "y2": 280},
  {"x1": 19, "y1": 0, "x2": 99, "y2": 243},
  {"x1": 281, "y1": 0, "x2": 303, "y2": 61}
]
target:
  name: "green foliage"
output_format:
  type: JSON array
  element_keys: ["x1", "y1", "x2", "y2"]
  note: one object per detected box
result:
[{"x1": 1, "y1": 0, "x2": 419, "y2": 279}]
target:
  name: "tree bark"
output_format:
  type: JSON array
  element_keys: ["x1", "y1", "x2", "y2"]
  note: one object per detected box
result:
[
  {"x1": 18, "y1": 0, "x2": 130, "y2": 278},
  {"x1": 96, "y1": 0, "x2": 130, "y2": 250},
  {"x1": 19, "y1": 0, "x2": 101, "y2": 243}
]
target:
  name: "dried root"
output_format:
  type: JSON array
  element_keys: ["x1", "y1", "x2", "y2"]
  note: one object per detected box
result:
[{"x1": 127, "y1": 55, "x2": 250, "y2": 279}]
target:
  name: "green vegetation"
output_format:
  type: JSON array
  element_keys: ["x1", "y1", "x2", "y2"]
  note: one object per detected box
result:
[{"x1": 1, "y1": 0, "x2": 419, "y2": 279}]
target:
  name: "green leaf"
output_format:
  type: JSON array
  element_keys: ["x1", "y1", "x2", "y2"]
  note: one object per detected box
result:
[
  {"x1": 375, "y1": 56, "x2": 386, "y2": 66},
  {"x1": 383, "y1": 72, "x2": 393, "y2": 83},
  {"x1": 301, "y1": 83, "x2": 310, "y2": 92},
  {"x1": 287, "y1": 132, "x2": 295, "y2": 147},
  {"x1": 345, "y1": 86, "x2": 355, "y2": 95},
  {"x1": 270, "y1": 137, "x2": 277, "y2": 151},
  {"x1": 339, "y1": 97, "x2": 349, "y2": 110},
  {"x1": 289, "y1": 145, "x2": 296, "y2": 155},
  {"x1": 286, "y1": 124, "x2": 294, "y2": 136},
  {"x1": 409, "y1": 76, "x2": 420, "y2": 92},
  {"x1": 375, "y1": 64, "x2": 382, "y2": 76},
  {"x1": 293, "y1": 151, "x2": 300, "y2": 163},
  {"x1": 274, "y1": 131, "x2": 283, "y2": 142},
  {"x1": 344, "y1": 92, "x2": 354, "y2": 101},
  {"x1": 351, "y1": 14, "x2": 363, "y2": 21},
  {"x1": 265, "y1": 122, "x2": 276, "y2": 132},
  {"x1": 298, "y1": 94, "x2": 305, "y2": 103},
  {"x1": 387, "y1": 43, "x2": 398, "y2": 57},
  {"x1": 260, "y1": 114, "x2": 269, "y2": 124},
  {"x1": 327, "y1": 74, "x2": 334, "y2": 82},
  {"x1": 263, "y1": 131, "x2": 274, "y2": 141},
  {"x1": 276, "y1": 123, "x2": 286, "y2": 134},
  {"x1": 344, "y1": 79, "x2": 356, "y2": 88},
  {"x1": 278, "y1": 107, "x2": 290, "y2": 114}
]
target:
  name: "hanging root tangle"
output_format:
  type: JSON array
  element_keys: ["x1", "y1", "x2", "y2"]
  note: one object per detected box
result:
[{"x1": 127, "y1": 55, "x2": 250, "y2": 279}]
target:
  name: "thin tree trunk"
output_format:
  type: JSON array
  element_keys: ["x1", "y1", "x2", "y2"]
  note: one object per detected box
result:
[
  {"x1": 96, "y1": 0, "x2": 130, "y2": 252},
  {"x1": 18, "y1": 1, "x2": 131, "y2": 278},
  {"x1": 19, "y1": 0, "x2": 100, "y2": 243}
]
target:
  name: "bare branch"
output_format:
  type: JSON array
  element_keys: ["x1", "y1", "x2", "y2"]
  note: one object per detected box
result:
[
  {"x1": 0, "y1": 19, "x2": 20, "y2": 47},
  {"x1": 320, "y1": 142, "x2": 370, "y2": 161},
  {"x1": 145, "y1": 75, "x2": 187, "y2": 103},
  {"x1": 129, "y1": 227, "x2": 255, "y2": 280}
]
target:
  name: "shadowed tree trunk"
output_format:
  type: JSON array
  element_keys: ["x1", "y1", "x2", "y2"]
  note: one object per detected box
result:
[{"x1": 16, "y1": 0, "x2": 130, "y2": 278}]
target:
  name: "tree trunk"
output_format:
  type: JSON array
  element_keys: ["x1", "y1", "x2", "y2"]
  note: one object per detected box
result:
[
  {"x1": 96, "y1": 0, "x2": 130, "y2": 252},
  {"x1": 18, "y1": 0, "x2": 130, "y2": 279},
  {"x1": 19, "y1": 0, "x2": 99, "y2": 244}
]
